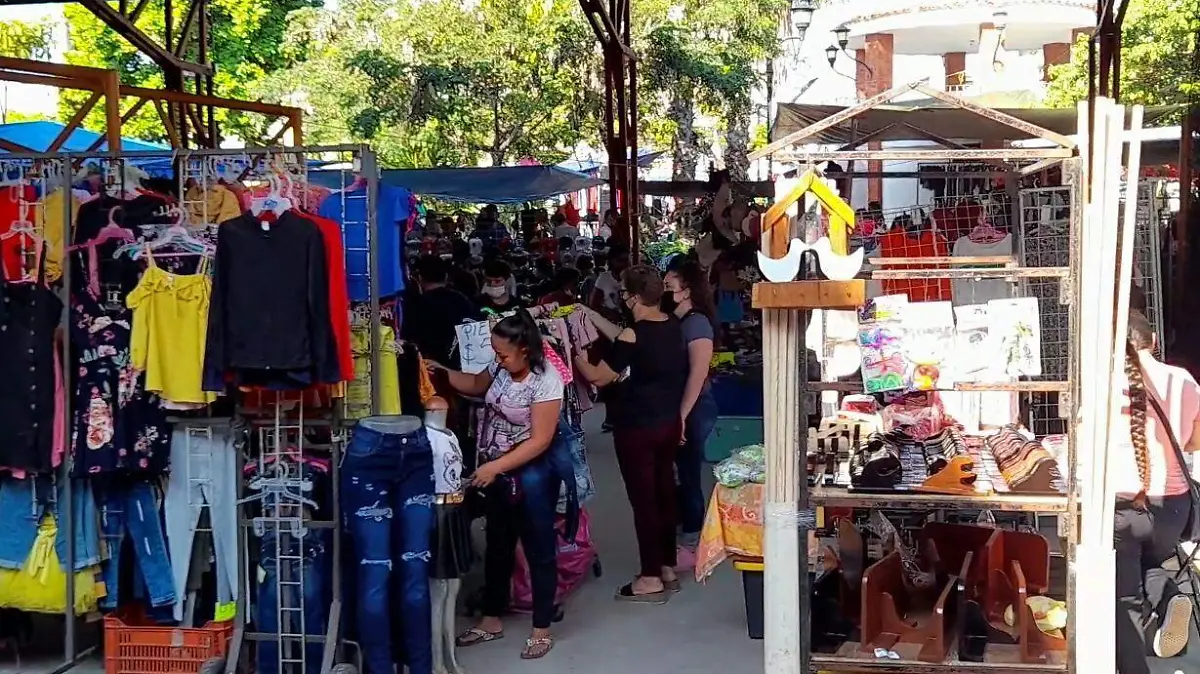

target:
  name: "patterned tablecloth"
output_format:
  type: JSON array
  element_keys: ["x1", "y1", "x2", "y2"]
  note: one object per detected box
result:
[{"x1": 695, "y1": 483, "x2": 764, "y2": 582}]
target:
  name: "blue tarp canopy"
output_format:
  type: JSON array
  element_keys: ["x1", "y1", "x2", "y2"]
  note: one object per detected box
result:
[
  {"x1": 558, "y1": 148, "x2": 662, "y2": 174},
  {"x1": 316, "y1": 165, "x2": 603, "y2": 204},
  {"x1": 0, "y1": 121, "x2": 170, "y2": 154}
]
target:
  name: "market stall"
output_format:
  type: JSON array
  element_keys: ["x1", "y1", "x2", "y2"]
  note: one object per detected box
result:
[{"x1": 739, "y1": 80, "x2": 1146, "y2": 674}]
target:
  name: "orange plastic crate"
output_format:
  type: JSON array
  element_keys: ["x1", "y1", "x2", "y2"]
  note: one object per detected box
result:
[{"x1": 103, "y1": 614, "x2": 233, "y2": 674}]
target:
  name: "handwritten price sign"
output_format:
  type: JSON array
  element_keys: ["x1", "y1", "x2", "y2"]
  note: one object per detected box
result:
[{"x1": 454, "y1": 321, "x2": 495, "y2": 374}]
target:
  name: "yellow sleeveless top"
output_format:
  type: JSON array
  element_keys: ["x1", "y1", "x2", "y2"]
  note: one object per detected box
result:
[{"x1": 127, "y1": 254, "x2": 218, "y2": 405}]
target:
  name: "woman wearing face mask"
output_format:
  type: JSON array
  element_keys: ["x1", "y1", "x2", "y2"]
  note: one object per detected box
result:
[
  {"x1": 478, "y1": 259, "x2": 525, "y2": 314},
  {"x1": 575, "y1": 266, "x2": 690, "y2": 602},
  {"x1": 431, "y1": 311, "x2": 566, "y2": 660},
  {"x1": 663, "y1": 257, "x2": 719, "y2": 554}
]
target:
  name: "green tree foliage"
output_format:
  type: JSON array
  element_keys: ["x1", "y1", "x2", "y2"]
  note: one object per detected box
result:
[
  {"x1": 0, "y1": 19, "x2": 54, "y2": 124},
  {"x1": 1045, "y1": 0, "x2": 1199, "y2": 121},
  {"x1": 265, "y1": 0, "x2": 600, "y2": 168},
  {"x1": 0, "y1": 18, "x2": 53, "y2": 59},
  {"x1": 638, "y1": 0, "x2": 788, "y2": 179},
  {"x1": 61, "y1": 0, "x2": 320, "y2": 142}
]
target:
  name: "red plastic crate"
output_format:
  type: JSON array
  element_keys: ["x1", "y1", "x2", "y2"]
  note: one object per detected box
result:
[{"x1": 103, "y1": 613, "x2": 232, "y2": 674}]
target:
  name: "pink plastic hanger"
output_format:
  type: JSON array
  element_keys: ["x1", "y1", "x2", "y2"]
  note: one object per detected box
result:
[{"x1": 967, "y1": 212, "x2": 1005, "y2": 244}]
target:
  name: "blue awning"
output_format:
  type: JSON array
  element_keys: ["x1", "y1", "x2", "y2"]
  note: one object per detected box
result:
[
  {"x1": 559, "y1": 148, "x2": 662, "y2": 175},
  {"x1": 309, "y1": 165, "x2": 603, "y2": 204},
  {"x1": 0, "y1": 121, "x2": 170, "y2": 154}
]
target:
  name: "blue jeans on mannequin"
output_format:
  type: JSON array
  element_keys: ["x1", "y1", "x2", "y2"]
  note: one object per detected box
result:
[
  {"x1": 342, "y1": 416, "x2": 435, "y2": 674},
  {"x1": 481, "y1": 454, "x2": 562, "y2": 629},
  {"x1": 676, "y1": 391, "x2": 717, "y2": 547}
]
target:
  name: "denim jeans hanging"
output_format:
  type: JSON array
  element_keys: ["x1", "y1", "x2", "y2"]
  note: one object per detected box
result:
[
  {"x1": 0, "y1": 475, "x2": 101, "y2": 572},
  {"x1": 341, "y1": 416, "x2": 435, "y2": 674},
  {"x1": 95, "y1": 479, "x2": 176, "y2": 610},
  {"x1": 256, "y1": 528, "x2": 331, "y2": 674}
]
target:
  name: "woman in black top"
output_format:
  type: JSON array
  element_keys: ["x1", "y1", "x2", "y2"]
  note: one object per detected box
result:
[{"x1": 575, "y1": 265, "x2": 689, "y2": 603}]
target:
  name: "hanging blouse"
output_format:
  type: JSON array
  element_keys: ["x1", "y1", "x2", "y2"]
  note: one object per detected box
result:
[
  {"x1": 70, "y1": 289, "x2": 170, "y2": 476},
  {"x1": 0, "y1": 246, "x2": 63, "y2": 473},
  {"x1": 127, "y1": 253, "x2": 218, "y2": 406}
]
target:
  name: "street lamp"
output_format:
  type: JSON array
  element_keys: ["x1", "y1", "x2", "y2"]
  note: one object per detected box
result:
[
  {"x1": 790, "y1": 0, "x2": 815, "y2": 35},
  {"x1": 833, "y1": 25, "x2": 850, "y2": 49},
  {"x1": 825, "y1": 44, "x2": 839, "y2": 67}
]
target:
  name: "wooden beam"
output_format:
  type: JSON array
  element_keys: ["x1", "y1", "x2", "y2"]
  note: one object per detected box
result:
[
  {"x1": 748, "y1": 79, "x2": 927, "y2": 160},
  {"x1": 84, "y1": 97, "x2": 150, "y2": 152},
  {"x1": 775, "y1": 148, "x2": 1073, "y2": 162},
  {"x1": 912, "y1": 83, "x2": 1077, "y2": 148},
  {"x1": 78, "y1": 0, "x2": 212, "y2": 75},
  {"x1": 103, "y1": 70, "x2": 122, "y2": 152},
  {"x1": 174, "y1": 0, "x2": 202, "y2": 57},
  {"x1": 186, "y1": 104, "x2": 211, "y2": 147},
  {"x1": 0, "y1": 57, "x2": 109, "y2": 82},
  {"x1": 578, "y1": 0, "x2": 634, "y2": 59},
  {"x1": 154, "y1": 100, "x2": 182, "y2": 148},
  {"x1": 752, "y1": 280, "x2": 866, "y2": 310},
  {"x1": 128, "y1": 0, "x2": 153, "y2": 24},
  {"x1": 835, "y1": 123, "x2": 898, "y2": 150},
  {"x1": 0, "y1": 138, "x2": 37, "y2": 153},
  {"x1": 0, "y1": 70, "x2": 96, "y2": 90},
  {"x1": 48, "y1": 91, "x2": 102, "y2": 152},
  {"x1": 900, "y1": 122, "x2": 970, "y2": 150},
  {"x1": 121, "y1": 85, "x2": 301, "y2": 119}
]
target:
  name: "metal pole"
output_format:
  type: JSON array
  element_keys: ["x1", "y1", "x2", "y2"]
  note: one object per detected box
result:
[
  {"x1": 362, "y1": 147, "x2": 381, "y2": 416},
  {"x1": 61, "y1": 152, "x2": 76, "y2": 664}
]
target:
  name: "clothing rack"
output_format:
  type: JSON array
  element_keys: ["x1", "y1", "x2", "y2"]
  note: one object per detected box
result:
[{"x1": 0, "y1": 145, "x2": 383, "y2": 674}]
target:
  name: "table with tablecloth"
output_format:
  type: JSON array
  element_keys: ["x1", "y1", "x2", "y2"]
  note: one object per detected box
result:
[
  {"x1": 695, "y1": 483, "x2": 765, "y2": 582},
  {"x1": 695, "y1": 482, "x2": 822, "y2": 582}
]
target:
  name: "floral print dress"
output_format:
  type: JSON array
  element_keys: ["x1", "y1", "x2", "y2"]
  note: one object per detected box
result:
[{"x1": 70, "y1": 291, "x2": 170, "y2": 477}]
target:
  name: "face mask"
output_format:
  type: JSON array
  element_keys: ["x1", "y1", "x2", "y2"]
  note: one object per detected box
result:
[
  {"x1": 483, "y1": 285, "x2": 507, "y2": 299},
  {"x1": 660, "y1": 293, "x2": 679, "y2": 314}
]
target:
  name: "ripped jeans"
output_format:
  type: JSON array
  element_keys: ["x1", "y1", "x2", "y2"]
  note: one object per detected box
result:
[{"x1": 342, "y1": 418, "x2": 435, "y2": 674}]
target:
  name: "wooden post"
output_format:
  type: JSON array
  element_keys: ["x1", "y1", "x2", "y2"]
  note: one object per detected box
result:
[
  {"x1": 760, "y1": 209, "x2": 805, "y2": 674},
  {"x1": 103, "y1": 70, "x2": 122, "y2": 152},
  {"x1": 762, "y1": 307, "x2": 804, "y2": 674}
]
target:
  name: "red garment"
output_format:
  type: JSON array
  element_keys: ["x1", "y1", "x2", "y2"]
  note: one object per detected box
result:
[
  {"x1": 930, "y1": 204, "x2": 982, "y2": 242},
  {"x1": 561, "y1": 200, "x2": 581, "y2": 226},
  {"x1": 295, "y1": 211, "x2": 355, "y2": 382},
  {"x1": 877, "y1": 229, "x2": 951, "y2": 302},
  {"x1": 0, "y1": 185, "x2": 37, "y2": 280}
]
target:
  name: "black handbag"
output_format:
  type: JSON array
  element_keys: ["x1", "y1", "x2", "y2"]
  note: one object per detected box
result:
[{"x1": 1144, "y1": 388, "x2": 1200, "y2": 542}]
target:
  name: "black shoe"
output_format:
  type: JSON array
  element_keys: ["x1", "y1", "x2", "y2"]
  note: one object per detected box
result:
[{"x1": 849, "y1": 432, "x2": 903, "y2": 489}]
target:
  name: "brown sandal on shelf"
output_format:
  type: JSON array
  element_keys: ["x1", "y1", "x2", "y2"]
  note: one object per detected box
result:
[{"x1": 521, "y1": 636, "x2": 555, "y2": 659}]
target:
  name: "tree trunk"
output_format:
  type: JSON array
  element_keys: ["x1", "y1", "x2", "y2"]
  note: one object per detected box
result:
[
  {"x1": 669, "y1": 82, "x2": 698, "y2": 180},
  {"x1": 723, "y1": 100, "x2": 751, "y2": 182}
]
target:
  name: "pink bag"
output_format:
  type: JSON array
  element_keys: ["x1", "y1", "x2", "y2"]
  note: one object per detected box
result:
[{"x1": 510, "y1": 508, "x2": 598, "y2": 611}]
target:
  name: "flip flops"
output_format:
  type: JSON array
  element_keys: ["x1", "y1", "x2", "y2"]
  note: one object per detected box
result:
[
  {"x1": 615, "y1": 582, "x2": 669, "y2": 604},
  {"x1": 456, "y1": 627, "x2": 504, "y2": 647}
]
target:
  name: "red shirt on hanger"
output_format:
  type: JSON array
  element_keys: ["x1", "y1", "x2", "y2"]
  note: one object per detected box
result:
[
  {"x1": 295, "y1": 211, "x2": 355, "y2": 382},
  {"x1": 878, "y1": 228, "x2": 952, "y2": 302}
]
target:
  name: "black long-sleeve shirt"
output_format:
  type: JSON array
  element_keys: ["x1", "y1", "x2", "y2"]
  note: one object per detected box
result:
[{"x1": 203, "y1": 211, "x2": 336, "y2": 390}]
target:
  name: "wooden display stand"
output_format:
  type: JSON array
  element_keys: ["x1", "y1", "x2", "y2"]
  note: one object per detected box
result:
[{"x1": 858, "y1": 550, "x2": 957, "y2": 662}]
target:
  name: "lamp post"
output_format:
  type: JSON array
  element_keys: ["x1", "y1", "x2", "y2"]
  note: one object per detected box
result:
[{"x1": 790, "y1": 0, "x2": 814, "y2": 37}]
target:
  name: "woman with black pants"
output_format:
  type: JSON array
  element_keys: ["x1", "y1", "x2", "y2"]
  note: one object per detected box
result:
[
  {"x1": 432, "y1": 311, "x2": 565, "y2": 660},
  {"x1": 1114, "y1": 312, "x2": 1199, "y2": 672},
  {"x1": 576, "y1": 266, "x2": 690, "y2": 603}
]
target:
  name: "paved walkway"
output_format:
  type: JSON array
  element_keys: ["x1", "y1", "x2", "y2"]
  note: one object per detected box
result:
[{"x1": 11, "y1": 410, "x2": 1198, "y2": 674}]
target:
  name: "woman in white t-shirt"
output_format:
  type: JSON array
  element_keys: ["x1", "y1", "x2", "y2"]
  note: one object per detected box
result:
[
  {"x1": 432, "y1": 310, "x2": 565, "y2": 660},
  {"x1": 1114, "y1": 312, "x2": 1200, "y2": 671}
]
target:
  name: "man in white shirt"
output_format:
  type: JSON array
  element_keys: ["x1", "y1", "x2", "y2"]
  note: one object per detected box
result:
[{"x1": 552, "y1": 212, "x2": 579, "y2": 240}]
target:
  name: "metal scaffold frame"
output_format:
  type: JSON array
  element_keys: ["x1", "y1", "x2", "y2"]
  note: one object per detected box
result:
[{"x1": 0, "y1": 145, "x2": 381, "y2": 674}]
